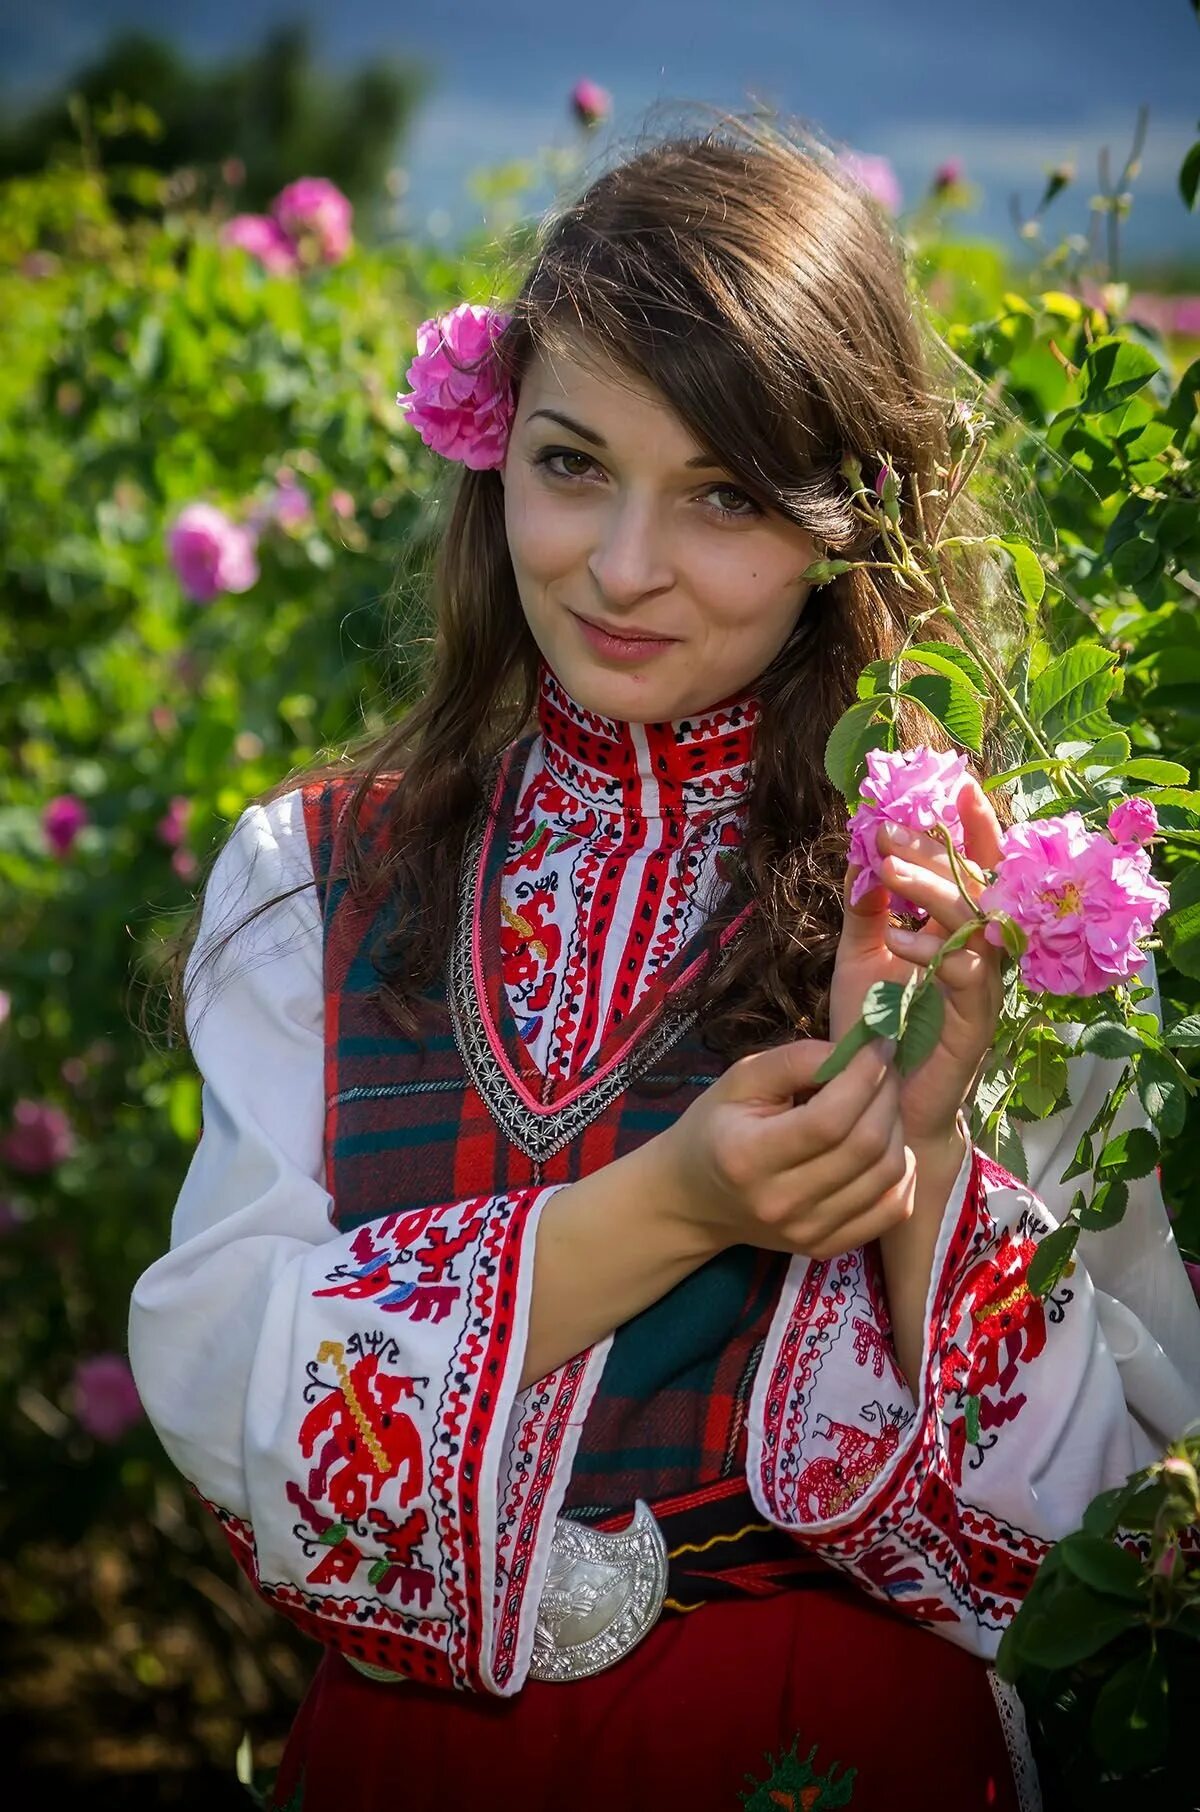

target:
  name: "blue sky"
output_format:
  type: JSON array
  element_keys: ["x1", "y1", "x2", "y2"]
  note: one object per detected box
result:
[{"x1": 4, "y1": 1, "x2": 1198, "y2": 264}]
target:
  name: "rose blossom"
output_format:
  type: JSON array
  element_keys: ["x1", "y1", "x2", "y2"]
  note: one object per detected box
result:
[
  {"x1": 220, "y1": 213, "x2": 298, "y2": 275},
  {"x1": 1107, "y1": 796, "x2": 1158, "y2": 848},
  {"x1": 72, "y1": 1354, "x2": 144, "y2": 1442},
  {"x1": 396, "y1": 303, "x2": 514, "y2": 470},
  {"x1": 329, "y1": 489, "x2": 356, "y2": 519},
  {"x1": 838, "y1": 151, "x2": 902, "y2": 214},
  {"x1": 979, "y1": 812, "x2": 1169, "y2": 996},
  {"x1": 271, "y1": 178, "x2": 353, "y2": 266},
  {"x1": 43, "y1": 794, "x2": 89, "y2": 856},
  {"x1": 570, "y1": 79, "x2": 612, "y2": 128},
  {"x1": 156, "y1": 795, "x2": 191, "y2": 848},
  {"x1": 1, "y1": 1098, "x2": 76, "y2": 1173},
  {"x1": 847, "y1": 746, "x2": 970, "y2": 909},
  {"x1": 167, "y1": 503, "x2": 260, "y2": 603}
]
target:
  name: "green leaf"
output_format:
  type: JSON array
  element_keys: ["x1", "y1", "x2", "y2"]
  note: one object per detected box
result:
[
  {"x1": 861, "y1": 978, "x2": 908, "y2": 1039},
  {"x1": 904, "y1": 640, "x2": 988, "y2": 694},
  {"x1": 897, "y1": 671, "x2": 984, "y2": 752},
  {"x1": 994, "y1": 537, "x2": 1046, "y2": 606},
  {"x1": 980, "y1": 1111, "x2": 1029, "y2": 1182},
  {"x1": 1096, "y1": 1126, "x2": 1159, "y2": 1181},
  {"x1": 1028, "y1": 1222, "x2": 1079, "y2": 1295},
  {"x1": 1164, "y1": 1013, "x2": 1200, "y2": 1048},
  {"x1": 318, "y1": 1523, "x2": 349, "y2": 1546},
  {"x1": 855, "y1": 657, "x2": 896, "y2": 701},
  {"x1": 1080, "y1": 337, "x2": 1163, "y2": 415},
  {"x1": 1091, "y1": 1646, "x2": 1169, "y2": 1775},
  {"x1": 1096, "y1": 759, "x2": 1192, "y2": 786},
  {"x1": 1011, "y1": 1582, "x2": 1135, "y2": 1667},
  {"x1": 367, "y1": 1558, "x2": 391, "y2": 1586},
  {"x1": 1057, "y1": 1533, "x2": 1146, "y2": 1601},
  {"x1": 1012, "y1": 1034, "x2": 1070, "y2": 1119},
  {"x1": 1135, "y1": 1050, "x2": 1189, "y2": 1139},
  {"x1": 1162, "y1": 864, "x2": 1200, "y2": 979},
  {"x1": 1077, "y1": 1021, "x2": 1145, "y2": 1059},
  {"x1": 824, "y1": 697, "x2": 888, "y2": 797},
  {"x1": 1028, "y1": 643, "x2": 1119, "y2": 747},
  {"x1": 812, "y1": 1015, "x2": 880, "y2": 1084},
  {"x1": 1079, "y1": 1178, "x2": 1129, "y2": 1230},
  {"x1": 895, "y1": 982, "x2": 945, "y2": 1076}
]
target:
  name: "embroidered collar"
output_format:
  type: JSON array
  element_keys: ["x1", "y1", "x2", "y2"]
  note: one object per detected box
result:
[{"x1": 534, "y1": 659, "x2": 759, "y2": 820}]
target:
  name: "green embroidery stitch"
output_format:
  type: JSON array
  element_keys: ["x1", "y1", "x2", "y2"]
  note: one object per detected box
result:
[{"x1": 740, "y1": 1737, "x2": 857, "y2": 1810}]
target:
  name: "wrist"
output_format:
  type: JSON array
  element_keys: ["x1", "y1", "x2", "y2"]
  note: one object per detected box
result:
[{"x1": 639, "y1": 1127, "x2": 730, "y2": 1264}]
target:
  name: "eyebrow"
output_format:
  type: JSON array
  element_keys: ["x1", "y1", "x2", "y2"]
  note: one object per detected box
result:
[{"x1": 526, "y1": 408, "x2": 723, "y2": 470}]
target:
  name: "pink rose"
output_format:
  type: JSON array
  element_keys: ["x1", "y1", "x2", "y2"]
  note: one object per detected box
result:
[
  {"x1": 329, "y1": 489, "x2": 356, "y2": 519},
  {"x1": 570, "y1": 79, "x2": 612, "y2": 128},
  {"x1": 0, "y1": 990, "x2": 8, "y2": 1025},
  {"x1": 847, "y1": 746, "x2": 970, "y2": 910},
  {"x1": 1107, "y1": 797, "x2": 1159, "y2": 847},
  {"x1": 838, "y1": 151, "x2": 903, "y2": 214},
  {"x1": 1, "y1": 1098, "x2": 76, "y2": 1173},
  {"x1": 933, "y1": 160, "x2": 964, "y2": 192},
  {"x1": 156, "y1": 795, "x2": 191, "y2": 848},
  {"x1": 396, "y1": 303, "x2": 515, "y2": 470},
  {"x1": 979, "y1": 812, "x2": 1169, "y2": 996},
  {"x1": 271, "y1": 178, "x2": 353, "y2": 266},
  {"x1": 1185, "y1": 1260, "x2": 1200, "y2": 1309},
  {"x1": 220, "y1": 213, "x2": 298, "y2": 275},
  {"x1": 167, "y1": 503, "x2": 260, "y2": 603},
  {"x1": 72, "y1": 1354, "x2": 144, "y2": 1443},
  {"x1": 171, "y1": 849, "x2": 199, "y2": 882},
  {"x1": 43, "y1": 794, "x2": 90, "y2": 856}
]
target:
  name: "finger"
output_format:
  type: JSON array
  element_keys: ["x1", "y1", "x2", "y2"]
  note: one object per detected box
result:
[
  {"x1": 876, "y1": 856, "x2": 984, "y2": 931},
  {"x1": 730, "y1": 1034, "x2": 890, "y2": 1108},
  {"x1": 796, "y1": 1147, "x2": 917, "y2": 1261},
  {"x1": 874, "y1": 824, "x2": 988, "y2": 892},
  {"x1": 957, "y1": 774, "x2": 1005, "y2": 871},
  {"x1": 884, "y1": 921, "x2": 996, "y2": 968},
  {"x1": 755, "y1": 1053, "x2": 900, "y2": 1178}
]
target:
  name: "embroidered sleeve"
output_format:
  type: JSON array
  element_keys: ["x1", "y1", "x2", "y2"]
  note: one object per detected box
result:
[
  {"x1": 127, "y1": 796, "x2": 609, "y2": 1695},
  {"x1": 746, "y1": 966, "x2": 1200, "y2": 1660}
]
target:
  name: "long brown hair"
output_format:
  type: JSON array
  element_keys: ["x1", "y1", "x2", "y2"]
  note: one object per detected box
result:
[{"x1": 155, "y1": 109, "x2": 1027, "y2": 1061}]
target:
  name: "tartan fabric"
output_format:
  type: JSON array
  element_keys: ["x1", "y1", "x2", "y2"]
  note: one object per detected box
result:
[{"x1": 301, "y1": 750, "x2": 790, "y2": 1521}]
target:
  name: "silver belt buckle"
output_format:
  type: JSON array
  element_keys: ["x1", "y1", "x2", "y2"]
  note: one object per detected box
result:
[{"x1": 528, "y1": 1498, "x2": 668, "y2": 1683}]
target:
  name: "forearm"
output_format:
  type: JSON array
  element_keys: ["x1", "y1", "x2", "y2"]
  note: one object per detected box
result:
[
  {"x1": 519, "y1": 1135, "x2": 722, "y2": 1389},
  {"x1": 878, "y1": 1121, "x2": 970, "y2": 1393}
]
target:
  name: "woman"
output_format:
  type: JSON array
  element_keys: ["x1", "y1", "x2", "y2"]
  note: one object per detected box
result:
[{"x1": 129, "y1": 117, "x2": 1200, "y2": 1811}]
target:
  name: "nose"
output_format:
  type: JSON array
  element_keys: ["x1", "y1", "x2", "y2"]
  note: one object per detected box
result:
[{"x1": 586, "y1": 494, "x2": 676, "y2": 608}]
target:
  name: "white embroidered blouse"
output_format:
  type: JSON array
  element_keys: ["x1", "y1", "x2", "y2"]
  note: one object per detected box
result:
[{"x1": 127, "y1": 662, "x2": 1200, "y2": 1698}]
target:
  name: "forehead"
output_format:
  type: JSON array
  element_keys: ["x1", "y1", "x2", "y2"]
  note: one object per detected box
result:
[{"x1": 516, "y1": 337, "x2": 679, "y2": 426}]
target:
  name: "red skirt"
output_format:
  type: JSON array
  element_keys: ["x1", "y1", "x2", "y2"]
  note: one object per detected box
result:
[{"x1": 267, "y1": 1581, "x2": 1031, "y2": 1811}]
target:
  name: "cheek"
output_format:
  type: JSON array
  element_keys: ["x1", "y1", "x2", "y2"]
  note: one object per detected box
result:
[{"x1": 504, "y1": 474, "x2": 586, "y2": 582}]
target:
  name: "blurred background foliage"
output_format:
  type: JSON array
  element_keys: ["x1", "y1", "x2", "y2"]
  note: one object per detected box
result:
[{"x1": 1, "y1": 23, "x2": 1199, "y2": 1806}]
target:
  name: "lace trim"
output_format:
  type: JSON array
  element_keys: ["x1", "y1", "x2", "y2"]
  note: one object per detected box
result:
[{"x1": 986, "y1": 1668, "x2": 1043, "y2": 1812}]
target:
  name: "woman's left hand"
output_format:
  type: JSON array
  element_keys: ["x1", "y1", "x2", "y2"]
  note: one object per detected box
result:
[{"x1": 829, "y1": 775, "x2": 1006, "y2": 1148}]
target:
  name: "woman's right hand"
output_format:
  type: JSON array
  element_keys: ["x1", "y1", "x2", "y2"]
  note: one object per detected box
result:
[{"x1": 657, "y1": 1039, "x2": 915, "y2": 1262}]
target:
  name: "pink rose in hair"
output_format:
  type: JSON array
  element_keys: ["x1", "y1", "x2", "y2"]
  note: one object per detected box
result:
[
  {"x1": 1107, "y1": 796, "x2": 1158, "y2": 848},
  {"x1": 221, "y1": 213, "x2": 298, "y2": 275},
  {"x1": 979, "y1": 813, "x2": 1169, "y2": 996},
  {"x1": 43, "y1": 794, "x2": 90, "y2": 856},
  {"x1": 396, "y1": 303, "x2": 515, "y2": 470},
  {"x1": 847, "y1": 746, "x2": 969, "y2": 911},
  {"x1": 72, "y1": 1354, "x2": 144, "y2": 1442},
  {"x1": 271, "y1": 178, "x2": 353, "y2": 266},
  {"x1": 1, "y1": 1098, "x2": 76, "y2": 1173},
  {"x1": 167, "y1": 503, "x2": 260, "y2": 603}
]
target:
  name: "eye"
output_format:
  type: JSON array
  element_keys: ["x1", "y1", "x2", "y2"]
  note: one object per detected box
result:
[
  {"x1": 705, "y1": 484, "x2": 762, "y2": 521},
  {"x1": 533, "y1": 447, "x2": 597, "y2": 481}
]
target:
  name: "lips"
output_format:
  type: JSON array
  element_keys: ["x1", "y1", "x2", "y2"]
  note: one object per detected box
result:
[{"x1": 570, "y1": 610, "x2": 678, "y2": 643}]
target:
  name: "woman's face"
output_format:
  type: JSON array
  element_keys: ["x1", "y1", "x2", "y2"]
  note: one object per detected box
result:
[{"x1": 500, "y1": 340, "x2": 821, "y2": 722}]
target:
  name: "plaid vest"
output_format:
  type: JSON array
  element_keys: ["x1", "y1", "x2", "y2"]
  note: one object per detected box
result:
[{"x1": 301, "y1": 741, "x2": 789, "y2": 1520}]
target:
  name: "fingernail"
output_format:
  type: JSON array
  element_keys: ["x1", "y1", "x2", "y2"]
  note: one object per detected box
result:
[
  {"x1": 886, "y1": 826, "x2": 920, "y2": 848},
  {"x1": 889, "y1": 927, "x2": 919, "y2": 948}
]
